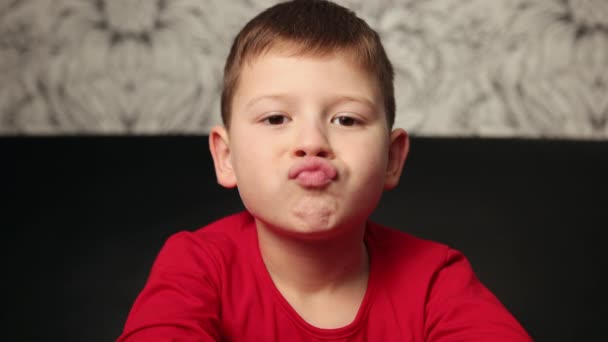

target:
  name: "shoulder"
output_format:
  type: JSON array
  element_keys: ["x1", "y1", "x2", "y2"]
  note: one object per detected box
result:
[
  {"x1": 366, "y1": 221, "x2": 475, "y2": 289},
  {"x1": 154, "y1": 211, "x2": 254, "y2": 274},
  {"x1": 191, "y1": 210, "x2": 253, "y2": 238},
  {"x1": 366, "y1": 221, "x2": 451, "y2": 269},
  {"x1": 366, "y1": 222, "x2": 532, "y2": 341},
  {"x1": 118, "y1": 213, "x2": 255, "y2": 341}
]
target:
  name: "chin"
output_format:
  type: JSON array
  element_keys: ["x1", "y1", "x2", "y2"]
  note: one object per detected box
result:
[
  {"x1": 257, "y1": 213, "x2": 338, "y2": 241},
  {"x1": 293, "y1": 208, "x2": 332, "y2": 227}
]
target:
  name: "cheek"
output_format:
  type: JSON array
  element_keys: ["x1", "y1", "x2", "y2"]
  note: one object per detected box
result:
[
  {"x1": 230, "y1": 139, "x2": 281, "y2": 186},
  {"x1": 338, "y1": 133, "x2": 389, "y2": 172},
  {"x1": 233, "y1": 153, "x2": 260, "y2": 184},
  {"x1": 358, "y1": 153, "x2": 388, "y2": 185}
]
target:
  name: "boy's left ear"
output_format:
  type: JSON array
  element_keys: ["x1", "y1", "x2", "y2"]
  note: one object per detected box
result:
[{"x1": 384, "y1": 128, "x2": 410, "y2": 190}]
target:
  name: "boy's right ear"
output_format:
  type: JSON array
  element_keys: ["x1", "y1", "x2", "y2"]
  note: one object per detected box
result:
[{"x1": 209, "y1": 125, "x2": 237, "y2": 188}]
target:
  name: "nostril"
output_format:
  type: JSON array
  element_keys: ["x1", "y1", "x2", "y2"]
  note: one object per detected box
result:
[{"x1": 294, "y1": 149, "x2": 330, "y2": 158}]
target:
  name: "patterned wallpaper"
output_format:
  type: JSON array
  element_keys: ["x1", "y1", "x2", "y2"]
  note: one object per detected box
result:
[{"x1": 0, "y1": 0, "x2": 606, "y2": 138}]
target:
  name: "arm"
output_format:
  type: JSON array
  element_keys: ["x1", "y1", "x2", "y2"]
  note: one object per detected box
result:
[
  {"x1": 424, "y1": 249, "x2": 533, "y2": 342},
  {"x1": 117, "y1": 232, "x2": 222, "y2": 342}
]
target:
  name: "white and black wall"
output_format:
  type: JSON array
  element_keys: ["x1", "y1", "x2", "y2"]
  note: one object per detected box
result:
[{"x1": 1, "y1": 0, "x2": 607, "y2": 138}]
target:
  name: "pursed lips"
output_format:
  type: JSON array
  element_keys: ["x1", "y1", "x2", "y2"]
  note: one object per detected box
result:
[{"x1": 288, "y1": 157, "x2": 338, "y2": 188}]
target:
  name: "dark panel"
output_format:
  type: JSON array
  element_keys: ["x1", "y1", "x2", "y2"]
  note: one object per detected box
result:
[{"x1": 2, "y1": 136, "x2": 606, "y2": 341}]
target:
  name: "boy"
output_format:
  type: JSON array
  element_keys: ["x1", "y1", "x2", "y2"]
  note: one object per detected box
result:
[{"x1": 118, "y1": 1, "x2": 532, "y2": 341}]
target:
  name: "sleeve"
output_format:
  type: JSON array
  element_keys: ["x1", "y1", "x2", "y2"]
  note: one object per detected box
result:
[
  {"x1": 424, "y1": 248, "x2": 533, "y2": 342},
  {"x1": 117, "y1": 232, "x2": 222, "y2": 342}
]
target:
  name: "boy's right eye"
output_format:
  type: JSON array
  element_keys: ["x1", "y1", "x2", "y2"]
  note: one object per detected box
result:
[{"x1": 263, "y1": 114, "x2": 290, "y2": 125}]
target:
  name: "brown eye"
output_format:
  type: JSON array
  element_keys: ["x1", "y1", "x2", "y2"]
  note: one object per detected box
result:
[
  {"x1": 265, "y1": 114, "x2": 289, "y2": 125},
  {"x1": 331, "y1": 116, "x2": 359, "y2": 126}
]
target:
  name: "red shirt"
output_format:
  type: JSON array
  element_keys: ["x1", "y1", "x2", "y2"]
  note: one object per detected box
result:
[{"x1": 118, "y1": 211, "x2": 532, "y2": 341}]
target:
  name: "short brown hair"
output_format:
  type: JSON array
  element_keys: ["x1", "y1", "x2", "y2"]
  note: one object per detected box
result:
[{"x1": 221, "y1": 0, "x2": 395, "y2": 128}]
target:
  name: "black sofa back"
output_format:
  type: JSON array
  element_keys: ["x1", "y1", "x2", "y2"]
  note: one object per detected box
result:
[{"x1": 3, "y1": 136, "x2": 606, "y2": 341}]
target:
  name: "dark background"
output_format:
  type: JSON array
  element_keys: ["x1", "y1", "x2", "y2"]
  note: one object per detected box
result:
[{"x1": 3, "y1": 136, "x2": 606, "y2": 341}]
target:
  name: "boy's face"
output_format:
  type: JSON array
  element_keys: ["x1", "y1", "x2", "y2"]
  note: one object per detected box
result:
[{"x1": 210, "y1": 49, "x2": 408, "y2": 238}]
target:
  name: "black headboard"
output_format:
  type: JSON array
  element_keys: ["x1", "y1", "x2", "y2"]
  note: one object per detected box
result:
[{"x1": 3, "y1": 136, "x2": 606, "y2": 341}]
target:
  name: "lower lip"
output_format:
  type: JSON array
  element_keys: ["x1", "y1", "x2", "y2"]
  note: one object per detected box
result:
[{"x1": 295, "y1": 171, "x2": 333, "y2": 187}]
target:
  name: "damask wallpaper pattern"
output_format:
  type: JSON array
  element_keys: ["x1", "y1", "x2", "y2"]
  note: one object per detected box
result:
[{"x1": 0, "y1": 0, "x2": 606, "y2": 138}]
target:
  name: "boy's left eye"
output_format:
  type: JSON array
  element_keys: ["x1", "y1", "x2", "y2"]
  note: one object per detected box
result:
[{"x1": 331, "y1": 115, "x2": 359, "y2": 127}]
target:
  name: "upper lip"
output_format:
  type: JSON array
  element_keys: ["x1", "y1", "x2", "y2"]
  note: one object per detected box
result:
[{"x1": 288, "y1": 157, "x2": 338, "y2": 180}]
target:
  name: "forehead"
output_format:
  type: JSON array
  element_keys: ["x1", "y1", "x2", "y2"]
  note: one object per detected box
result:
[{"x1": 233, "y1": 48, "x2": 382, "y2": 109}]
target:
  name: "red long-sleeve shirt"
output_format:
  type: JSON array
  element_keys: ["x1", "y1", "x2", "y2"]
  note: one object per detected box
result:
[{"x1": 118, "y1": 211, "x2": 532, "y2": 341}]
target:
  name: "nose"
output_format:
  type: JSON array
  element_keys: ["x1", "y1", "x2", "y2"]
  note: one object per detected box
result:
[{"x1": 292, "y1": 121, "x2": 333, "y2": 158}]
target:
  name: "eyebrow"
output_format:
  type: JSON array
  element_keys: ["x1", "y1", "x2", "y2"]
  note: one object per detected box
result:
[
  {"x1": 244, "y1": 95, "x2": 292, "y2": 110},
  {"x1": 244, "y1": 94, "x2": 379, "y2": 111},
  {"x1": 331, "y1": 96, "x2": 378, "y2": 111}
]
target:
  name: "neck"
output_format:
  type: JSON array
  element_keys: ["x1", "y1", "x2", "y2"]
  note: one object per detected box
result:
[{"x1": 255, "y1": 219, "x2": 369, "y2": 296}]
